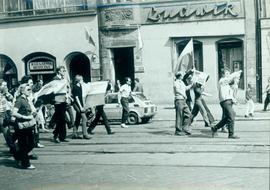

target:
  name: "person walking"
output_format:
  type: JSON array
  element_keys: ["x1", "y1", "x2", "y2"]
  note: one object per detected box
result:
[
  {"x1": 211, "y1": 69, "x2": 242, "y2": 139},
  {"x1": 190, "y1": 82, "x2": 214, "y2": 127},
  {"x1": 51, "y1": 66, "x2": 69, "y2": 143},
  {"x1": 174, "y1": 71, "x2": 194, "y2": 136},
  {"x1": 12, "y1": 84, "x2": 36, "y2": 169},
  {"x1": 118, "y1": 77, "x2": 132, "y2": 128},
  {"x1": 263, "y1": 77, "x2": 270, "y2": 111},
  {"x1": 245, "y1": 83, "x2": 255, "y2": 118},
  {"x1": 87, "y1": 105, "x2": 115, "y2": 135},
  {"x1": 72, "y1": 75, "x2": 91, "y2": 140}
]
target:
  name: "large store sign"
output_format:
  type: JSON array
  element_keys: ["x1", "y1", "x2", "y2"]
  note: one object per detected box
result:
[
  {"x1": 145, "y1": 1, "x2": 241, "y2": 23},
  {"x1": 27, "y1": 56, "x2": 56, "y2": 74}
]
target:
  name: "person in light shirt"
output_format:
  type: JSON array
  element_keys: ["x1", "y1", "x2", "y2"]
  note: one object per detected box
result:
[
  {"x1": 211, "y1": 68, "x2": 242, "y2": 139},
  {"x1": 173, "y1": 71, "x2": 194, "y2": 136},
  {"x1": 118, "y1": 77, "x2": 132, "y2": 128}
]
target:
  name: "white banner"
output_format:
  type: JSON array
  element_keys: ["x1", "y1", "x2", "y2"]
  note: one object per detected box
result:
[{"x1": 83, "y1": 81, "x2": 108, "y2": 108}]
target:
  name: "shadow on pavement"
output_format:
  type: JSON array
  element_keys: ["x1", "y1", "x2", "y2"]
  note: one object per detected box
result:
[
  {"x1": 148, "y1": 130, "x2": 172, "y2": 136},
  {"x1": 0, "y1": 158, "x2": 19, "y2": 169}
]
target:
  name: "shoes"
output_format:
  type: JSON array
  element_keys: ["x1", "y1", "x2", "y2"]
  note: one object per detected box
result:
[
  {"x1": 87, "y1": 128, "x2": 95, "y2": 134},
  {"x1": 52, "y1": 137, "x2": 60, "y2": 143},
  {"x1": 211, "y1": 127, "x2": 217, "y2": 138},
  {"x1": 108, "y1": 131, "x2": 115, "y2": 135},
  {"x1": 26, "y1": 164, "x2": 36, "y2": 170},
  {"x1": 36, "y1": 143, "x2": 45, "y2": 148},
  {"x1": 175, "y1": 132, "x2": 185, "y2": 136},
  {"x1": 228, "y1": 135, "x2": 240, "y2": 139},
  {"x1": 249, "y1": 113, "x2": 254, "y2": 117},
  {"x1": 121, "y1": 124, "x2": 129, "y2": 128},
  {"x1": 60, "y1": 139, "x2": 69, "y2": 142},
  {"x1": 71, "y1": 135, "x2": 83, "y2": 139},
  {"x1": 183, "y1": 130, "x2": 192, "y2": 135},
  {"x1": 83, "y1": 135, "x2": 91, "y2": 140},
  {"x1": 28, "y1": 154, "x2": 38, "y2": 160},
  {"x1": 244, "y1": 115, "x2": 249, "y2": 118}
]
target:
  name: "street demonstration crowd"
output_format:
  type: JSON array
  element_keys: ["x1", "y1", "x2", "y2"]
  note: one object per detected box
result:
[{"x1": 0, "y1": 65, "x2": 270, "y2": 170}]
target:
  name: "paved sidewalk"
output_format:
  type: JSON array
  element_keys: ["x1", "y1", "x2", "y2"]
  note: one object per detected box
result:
[{"x1": 154, "y1": 103, "x2": 270, "y2": 121}]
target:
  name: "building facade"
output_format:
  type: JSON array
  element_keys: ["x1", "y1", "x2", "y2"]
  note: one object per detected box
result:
[
  {"x1": 98, "y1": 0, "x2": 268, "y2": 104},
  {"x1": 0, "y1": 0, "x2": 100, "y2": 89},
  {"x1": 0, "y1": 0, "x2": 269, "y2": 105}
]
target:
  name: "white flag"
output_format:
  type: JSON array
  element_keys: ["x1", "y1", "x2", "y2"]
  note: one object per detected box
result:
[
  {"x1": 82, "y1": 81, "x2": 109, "y2": 108},
  {"x1": 174, "y1": 38, "x2": 194, "y2": 74}
]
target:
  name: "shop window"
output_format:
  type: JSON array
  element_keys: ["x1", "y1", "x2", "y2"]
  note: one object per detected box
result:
[
  {"x1": 176, "y1": 40, "x2": 203, "y2": 72},
  {"x1": 217, "y1": 38, "x2": 244, "y2": 89}
]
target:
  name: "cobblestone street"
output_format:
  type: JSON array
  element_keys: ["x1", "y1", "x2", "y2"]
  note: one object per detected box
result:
[{"x1": 0, "y1": 105, "x2": 269, "y2": 190}]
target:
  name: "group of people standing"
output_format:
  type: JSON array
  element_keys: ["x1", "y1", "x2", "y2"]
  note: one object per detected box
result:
[{"x1": 173, "y1": 68, "x2": 243, "y2": 139}]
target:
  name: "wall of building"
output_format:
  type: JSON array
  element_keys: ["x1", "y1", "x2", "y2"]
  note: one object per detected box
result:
[
  {"x1": 140, "y1": 19, "x2": 245, "y2": 104},
  {"x1": 0, "y1": 15, "x2": 99, "y2": 81}
]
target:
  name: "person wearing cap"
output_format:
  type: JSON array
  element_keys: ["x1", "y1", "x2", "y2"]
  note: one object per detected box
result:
[
  {"x1": 174, "y1": 71, "x2": 194, "y2": 136},
  {"x1": 211, "y1": 68, "x2": 242, "y2": 139}
]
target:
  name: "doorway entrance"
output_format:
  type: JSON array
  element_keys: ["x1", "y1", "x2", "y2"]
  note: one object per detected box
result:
[
  {"x1": 217, "y1": 38, "x2": 244, "y2": 89},
  {"x1": 112, "y1": 47, "x2": 135, "y2": 86},
  {"x1": 67, "y1": 53, "x2": 91, "y2": 82}
]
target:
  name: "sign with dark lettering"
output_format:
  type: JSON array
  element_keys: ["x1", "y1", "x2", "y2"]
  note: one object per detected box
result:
[
  {"x1": 144, "y1": 1, "x2": 242, "y2": 23},
  {"x1": 27, "y1": 56, "x2": 56, "y2": 74}
]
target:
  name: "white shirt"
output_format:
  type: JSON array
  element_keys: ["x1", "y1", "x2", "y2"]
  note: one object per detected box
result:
[{"x1": 119, "y1": 84, "x2": 131, "y2": 98}]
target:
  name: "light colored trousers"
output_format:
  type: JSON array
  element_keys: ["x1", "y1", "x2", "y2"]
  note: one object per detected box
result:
[{"x1": 245, "y1": 99, "x2": 254, "y2": 115}]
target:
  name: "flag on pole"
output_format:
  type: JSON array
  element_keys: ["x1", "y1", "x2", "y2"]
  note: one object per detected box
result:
[
  {"x1": 174, "y1": 38, "x2": 194, "y2": 74},
  {"x1": 84, "y1": 26, "x2": 96, "y2": 47},
  {"x1": 137, "y1": 25, "x2": 143, "y2": 50}
]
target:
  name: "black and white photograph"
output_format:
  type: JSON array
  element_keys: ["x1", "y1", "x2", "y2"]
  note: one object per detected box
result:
[{"x1": 0, "y1": 0, "x2": 269, "y2": 189}]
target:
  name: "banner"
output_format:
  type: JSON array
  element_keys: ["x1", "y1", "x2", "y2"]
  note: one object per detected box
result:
[
  {"x1": 33, "y1": 79, "x2": 67, "y2": 104},
  {"x1": 192, "y1": 70, "x2": 210, "y2": 86},
  {"x1": 174, "y1": 38, "x2": 194, "y2": 74},
  {"x1": 83, "y1": 81, "x2": 108, "y2": 108}
]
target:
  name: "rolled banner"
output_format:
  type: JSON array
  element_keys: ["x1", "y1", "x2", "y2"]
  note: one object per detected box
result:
[{"x1": 192, "y1": 70, "x2": 210, "y2": 86}]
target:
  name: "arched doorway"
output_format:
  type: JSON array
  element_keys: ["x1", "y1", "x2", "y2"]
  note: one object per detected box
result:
[
  {"x1": 217, "y1": 38, "x2": 244, "y2": 89},
  {"x1": 176, "y1": 40, "x2": 203, "y2": 72},
  {"x1": 0, "y1": 54, "x2": 18, "y2": 89},
  {"x1": 65, "y1": 52, "x2": 91, "y2": 83}
]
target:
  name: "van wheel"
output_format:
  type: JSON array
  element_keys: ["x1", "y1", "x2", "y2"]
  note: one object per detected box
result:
[{"x1": 128, "y1": 112, "x2": 139, "y2": 125}]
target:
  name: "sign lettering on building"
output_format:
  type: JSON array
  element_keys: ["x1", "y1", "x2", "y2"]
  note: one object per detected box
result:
[
  {"x1": 146, "y1": 1, "x2": 241, "y2": 23},
  {"x1": 27, "y1": 56, "x2": 56, "y2": 74}
]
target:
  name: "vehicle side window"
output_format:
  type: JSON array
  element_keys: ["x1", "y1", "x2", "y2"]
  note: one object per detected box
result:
[
  {"x1": 106, "y1": 95, "x2": 118, "y2": 104},
  {"x1": 128, "y1": 96, "x2": 135, "y2": 103}
]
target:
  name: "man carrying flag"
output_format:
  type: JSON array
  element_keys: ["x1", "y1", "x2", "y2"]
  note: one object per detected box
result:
[{"x1": 34, "y1": 66, "x2": 69, "y2": 143}]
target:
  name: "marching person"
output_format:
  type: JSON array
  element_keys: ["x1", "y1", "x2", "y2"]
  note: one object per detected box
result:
[
  {"x1": 12, "y1": 84, "x2": 36, "y2": 169},
  {"x1": 88, "y1": 82, "x2": 115, "y2": 135},
  {"x1": 245, "y1": 83, "x2": 255, "y2": 118},
  {"x1": 0, "y1": 80, "x2": 15, "y2": 153},
  {"x1": 51, "y1": 66, "x2": 69, "y2": 143},
  {"x1": 118, "y1": 77, "x2": 132, "y2": 128},
  {"x1": 72, "y1": 75, "x2": 91, "y2": 140},
  {"x1": 174, "y1": 71, "x2": 193, "y2": 136},
  {"x1": 190, "y1": 82, "x2": 214, "y2": 127},
  {"x1": 263, "y1": 77, "x2": 270, "y2": 111},
  {"x1": 211, "y1": 68, "x2": 242, "y2": 139}
]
